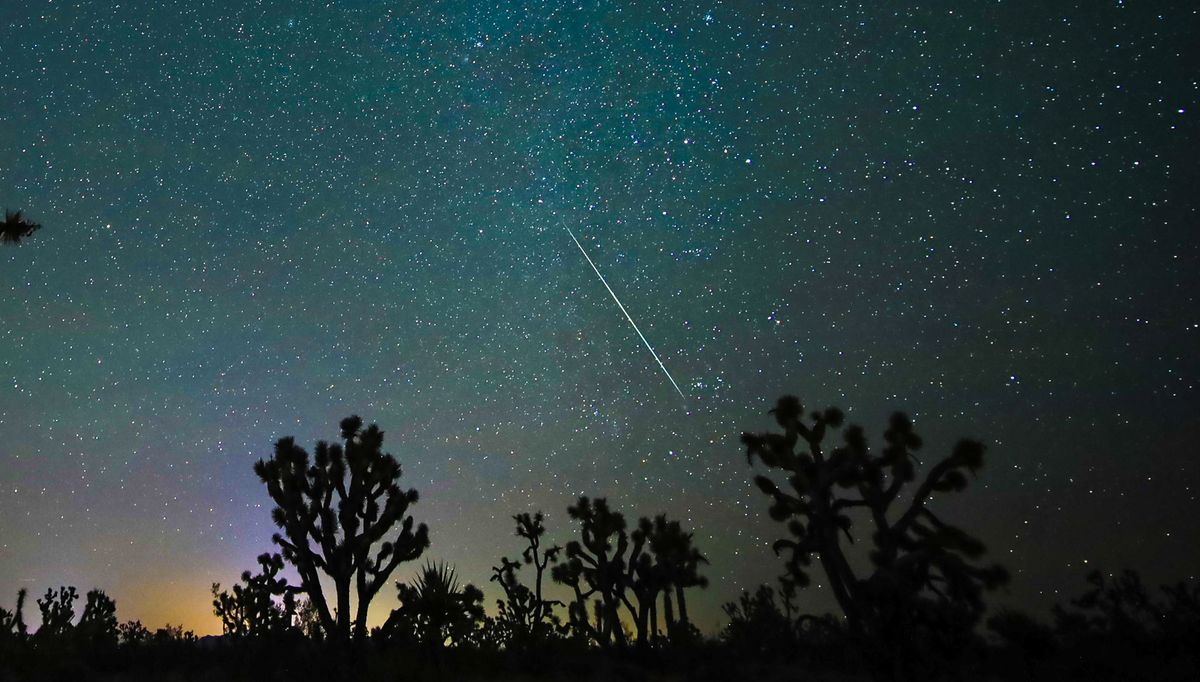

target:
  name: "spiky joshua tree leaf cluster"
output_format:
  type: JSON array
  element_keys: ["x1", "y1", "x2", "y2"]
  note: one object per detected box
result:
[{"x1": 1, "y1": 210, "x2": 40, "y2": 245}]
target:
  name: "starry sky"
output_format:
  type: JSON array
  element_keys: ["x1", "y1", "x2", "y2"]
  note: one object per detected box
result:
[{"x1": 1, "y1": 1, "x2": 1197, "y2": 635}]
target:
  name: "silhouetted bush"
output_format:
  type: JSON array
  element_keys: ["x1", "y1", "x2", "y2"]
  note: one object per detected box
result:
[
  {"x1": 721, "y1": 583, "x2": 797, "y2": 656},
  {"x1": 1050, "y1": 569, "x2": 1200, "y2": 679},
  {"x1": 118, "y1": 619, "x2": 151, "y2": 645},
  {"x1": 721, "y1": 577, "x2": 850, "y2": 668}
]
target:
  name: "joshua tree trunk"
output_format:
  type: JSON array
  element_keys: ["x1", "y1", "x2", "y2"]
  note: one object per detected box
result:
[
  {"x1": 815, "y1": 526, "x2": 863, "y2": 636},
  {"x1": 353, "y1": 569, "x2": 368, "y2": 641},
  {"x1": 592, "y1": 600, "x2": 606, "y2": 645},
  {"x1": 636, "y1": 602, "x2": 650, "y2": 646},
  {"x1": 663, "y1": 588, "x2": 676, "y2": 632},
  {"x1": 675, "y1": 584, "x2": 689, "y2": 628},
  {"x1": 335, "y1": 575, "x2": 352, "y2": 641},
  {"x1": 649, "y1": 598, "x2": 659, "y2": 639},
  {"x1": 353, "y1": 600, "x2": 369, "y2": 641},
  {"x1": 603, "y1": 596, "x2": 626, "y2": 646}
]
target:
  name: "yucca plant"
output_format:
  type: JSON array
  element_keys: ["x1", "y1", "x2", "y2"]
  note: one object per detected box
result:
[{"x1": 380, "y1": 561, "x2": 485, "y2": 649}]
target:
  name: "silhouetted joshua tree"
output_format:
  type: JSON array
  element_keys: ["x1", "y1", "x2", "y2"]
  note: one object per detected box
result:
[
  {"x1": 490, "y1": 511, "x2": 564, "y2": 647},
  {"x1": 254, "y1": 416, "x2": 430, "y2": 642},
  {"x1": 28, "y1": 586, "x2": 119, "y2": 647},
  {"x1": 1, "y1": 210, "x2": 40, "y2": 245},
  {"x1": 380, "y1": 561, "x2": 486, "y2": 650},
  {"x1": 552, "y1": 497, "x2": 634, "y2": 647},
  {"x1": 35, "y1": 586, "x2": 78, "y2": 639},
  {"x1": 741, "y1": 396, "x2": 1008, "y2": 679},
  {"x1": 549, "y1": 499, "x2": 700, "y2": 647},
  {"x1": 77, "y1": 589, "x2": 119, "y2": 647},
  {"x1": 643, "y1": 514, "x2": 708, "y2": 640},
  {"x1": 212, "y1": 553, "x2": 299, "y2": 638},
  {"x1": 0, "y1": 589, "x2": 29, "y2": 642},
  {"x1": 549, "y1": 545, "x2": 601, "y2": 645},
  {"x1": 624, "y1": 519, "x2": 666, "y2": 646}
]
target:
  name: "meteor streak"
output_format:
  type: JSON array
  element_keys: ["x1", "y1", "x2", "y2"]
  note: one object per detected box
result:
[{"x1": 564, "y1": 225, "x2": 687, "y2": 401}]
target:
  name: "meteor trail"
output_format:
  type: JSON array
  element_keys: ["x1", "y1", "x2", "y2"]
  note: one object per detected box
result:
[{"x1": 564, "y1": 225, "x2": 687, "y2": 401}]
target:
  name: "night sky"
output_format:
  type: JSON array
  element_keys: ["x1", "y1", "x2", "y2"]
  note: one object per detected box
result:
[{"x1": 1, "y1": 1, "x2": 1197, "y2": 635}]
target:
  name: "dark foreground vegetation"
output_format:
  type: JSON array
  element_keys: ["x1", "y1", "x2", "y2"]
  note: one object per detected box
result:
[{"x1": 2, "y1": 398, "x2": 1196, "y2": 681}]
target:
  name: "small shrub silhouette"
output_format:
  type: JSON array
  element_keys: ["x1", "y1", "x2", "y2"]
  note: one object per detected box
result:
[
  {"x1": 721, "y1": 583, "x2": 797, "y2": 656},
  {"x1": 152, "y1": 623, "x2": 197, "y2": 643},
  {"x1": 721, "y1": 578, "x2": 844, "y2": 662},
  {"x1": 741, "y1": 395, "x2": 1008, "y2": 680},
  {"x1": 254, "y1": 415, "x2": 430, "y2": 642},
  {"x1": 293, "y1": 598, "x2": 324, "y2": 640}
]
